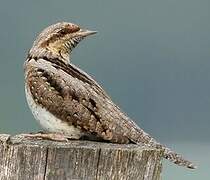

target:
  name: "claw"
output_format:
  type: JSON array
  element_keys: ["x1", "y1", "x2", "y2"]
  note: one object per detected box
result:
[{"x1": 19, "y1": 132, "x2": 72, "y2": 142}]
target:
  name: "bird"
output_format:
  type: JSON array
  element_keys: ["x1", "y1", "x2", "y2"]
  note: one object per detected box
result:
[{"x1": 24, "y1": 22, "x2": 196, "y2": 169}]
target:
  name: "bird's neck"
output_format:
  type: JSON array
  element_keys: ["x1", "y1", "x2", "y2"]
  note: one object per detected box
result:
[
  {"x1": 29, "y1": 46, "x2": 71, "y2": 64},
  {"x1": 47, "y1": 44, "x2": 70, "y2": 62}
]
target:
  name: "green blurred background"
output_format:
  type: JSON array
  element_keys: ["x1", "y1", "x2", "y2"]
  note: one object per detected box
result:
[{"x1": 0, "y1": 0, "x2": 209, "y2": 179}]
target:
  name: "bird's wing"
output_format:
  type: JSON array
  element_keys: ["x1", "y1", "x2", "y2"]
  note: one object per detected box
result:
[{"x1": 25, "y1": 58, "x2": 142, "y2": 143}]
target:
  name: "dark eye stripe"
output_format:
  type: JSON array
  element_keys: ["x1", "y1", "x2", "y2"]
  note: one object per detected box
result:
[
  {"x1": 59, "y1": 29, "x2": 68, "y2": 35},
  {"x1": 58, "y1": 25, "x2": 80, "y2": 36}
]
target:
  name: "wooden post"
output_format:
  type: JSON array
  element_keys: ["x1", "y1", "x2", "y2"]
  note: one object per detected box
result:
[{"x1": 0, "y1": 134, "x2": 162, "y2": 180}]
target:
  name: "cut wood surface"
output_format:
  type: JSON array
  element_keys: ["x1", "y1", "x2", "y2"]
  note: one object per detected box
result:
[{"x1": 0, "y1": 134, "x2": 163, "y2": 180}]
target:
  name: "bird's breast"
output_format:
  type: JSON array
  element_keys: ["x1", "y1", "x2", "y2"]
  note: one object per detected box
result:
[{"x1": 25, "y1": 83, "x2": 82, "y2": 139}]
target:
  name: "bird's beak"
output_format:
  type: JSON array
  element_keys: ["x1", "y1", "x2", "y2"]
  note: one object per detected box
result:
[{"x1": 76, "y1": 29, "x2": 97, "y2": 37}]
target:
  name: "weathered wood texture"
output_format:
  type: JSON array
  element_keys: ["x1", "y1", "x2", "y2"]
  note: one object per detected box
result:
[{"x1": 0, "y1": 134, "x2": 163, "y2": 180}]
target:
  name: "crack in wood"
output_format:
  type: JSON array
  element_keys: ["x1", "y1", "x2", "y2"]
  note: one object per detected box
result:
[
  {"x1": 95, "y1": 148, "x2": 101, "y2": 180},
  {"x1": 43, "y1": 147, "x2": 49, "y2": 180}
]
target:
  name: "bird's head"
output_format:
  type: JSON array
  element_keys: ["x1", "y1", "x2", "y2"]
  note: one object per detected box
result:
[{"x1": 29, "y1": 22, "x2": 97, "y2": 62}]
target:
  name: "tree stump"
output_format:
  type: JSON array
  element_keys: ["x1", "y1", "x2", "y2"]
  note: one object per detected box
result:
[{"x1": 0, "y1": 134, "x2": 163, "y2": 180}]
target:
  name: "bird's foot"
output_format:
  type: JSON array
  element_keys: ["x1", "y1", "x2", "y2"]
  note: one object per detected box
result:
[{"x1": 19, "y1": 132, "x2": 73, "y2": 142}]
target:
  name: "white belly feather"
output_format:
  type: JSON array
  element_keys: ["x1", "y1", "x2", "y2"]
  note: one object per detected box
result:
[{"x1": 25, "y1": 85, "x2": 82, "y2": 138}]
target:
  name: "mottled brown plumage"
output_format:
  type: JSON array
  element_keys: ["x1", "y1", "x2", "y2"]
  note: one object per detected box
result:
[{"x1": 24, "y1": 22, "x2": 196, "y2": 169}]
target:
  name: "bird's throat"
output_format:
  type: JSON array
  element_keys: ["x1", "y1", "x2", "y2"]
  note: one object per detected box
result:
[{"x1": 47, "y1": 40, "x2": 70, "y2": 62}]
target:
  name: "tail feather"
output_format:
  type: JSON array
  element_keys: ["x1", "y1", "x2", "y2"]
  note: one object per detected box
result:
[
  {"x1": 122, "y1": 117, "x2": 196, "y2": 169},
  {"x1": 137, "y1": 140, "x2": 196, "y2": 169},
  {"x1": 161, "y1": 144, "x2": 196, "y2": 169},
  {"x1": 130, "y1": 127, "x2": 197, "y2": 169},
  {"x1": 145, "y1": 139, "x2": 196, "y2": 169}
]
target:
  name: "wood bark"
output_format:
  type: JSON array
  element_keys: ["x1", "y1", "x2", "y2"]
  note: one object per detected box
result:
[{"x1": 0, "y1": 134, "x2": 163, "y2": 180}]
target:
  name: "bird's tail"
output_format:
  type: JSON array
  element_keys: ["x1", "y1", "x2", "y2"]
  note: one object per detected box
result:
[
  {"x1": 137, "y1": 137, "x2": 197, "y2": 169},
  {"x1": 155, "y1": 142, "x2": 196, "y2": 169},
  {"x1": 121, "y1": 116, "x2": 196, "y2": 169},
  {"x1": 129, "y1": 126, "x2": 197, "y2": 169}
]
